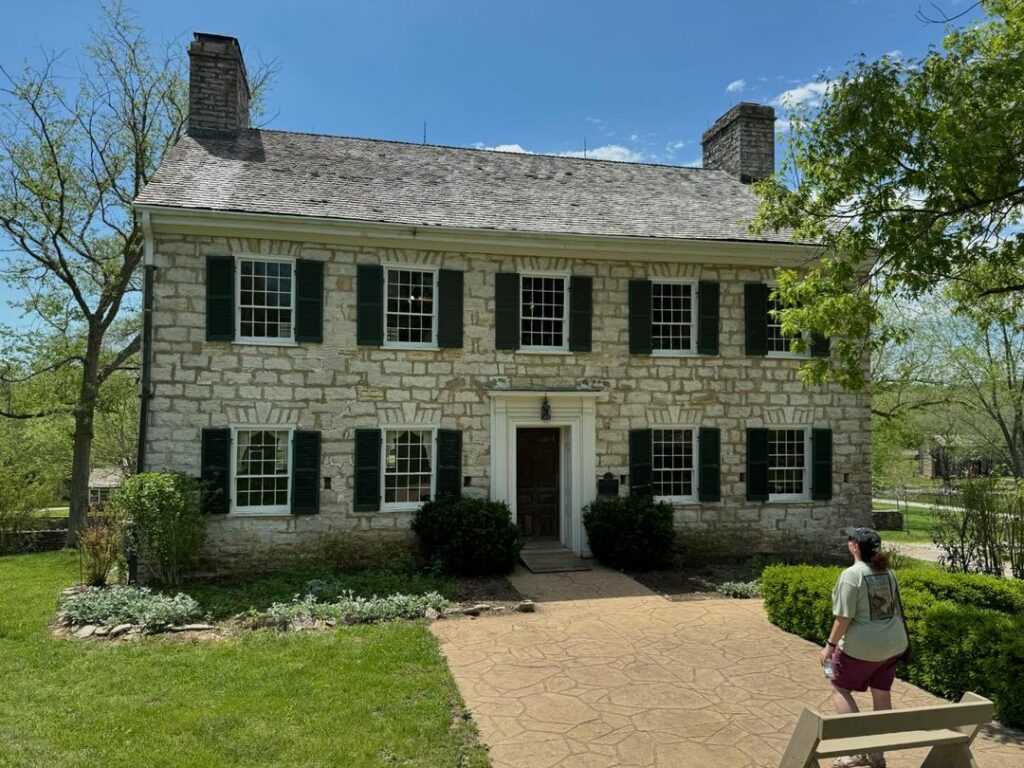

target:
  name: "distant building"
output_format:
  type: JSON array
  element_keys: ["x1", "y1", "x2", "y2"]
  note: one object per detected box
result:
[{"x1": 88, "y1": 467, "x2": 126, "y2": 509}]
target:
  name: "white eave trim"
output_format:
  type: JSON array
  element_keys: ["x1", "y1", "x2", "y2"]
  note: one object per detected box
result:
[{"x1": 134, "y1": 204, "x2": 827, "y2": 267}]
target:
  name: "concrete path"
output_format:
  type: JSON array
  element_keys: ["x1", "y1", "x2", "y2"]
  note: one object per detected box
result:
[{"x1": 432, "y1": 566, "x2": 1024, "y2": 768}]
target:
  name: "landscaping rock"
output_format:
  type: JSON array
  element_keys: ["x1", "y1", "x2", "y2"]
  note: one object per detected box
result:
[
  {"x1": 74, "y1": 625, "x2": 96, "y2": 639},
  {"x1": 472, "y1": 603, "x2": 491, "y2": 612},
  {"x1": 424, "y1": 607, "x2": 440, "y2": 621},
  {"x1": 182, "y1": 624, "x2": 215, "y2": 632},
  {"x1": 93, "y1": 626, "x2": 109, "y2": 637},
  {"x1": 516, "y1": 600, "x2": 536, "y2": 613},
  {"x1": 109, "y1": 624, "x2": 132, "y2": 637},
  {"x1": 462, "y1": 606, "x2": 481, "y2": 617}
]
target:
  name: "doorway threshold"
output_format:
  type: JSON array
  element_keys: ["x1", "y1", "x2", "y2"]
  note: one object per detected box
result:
[{"x1": 519, "y1": 543, "x2": 592, "y2": 573}]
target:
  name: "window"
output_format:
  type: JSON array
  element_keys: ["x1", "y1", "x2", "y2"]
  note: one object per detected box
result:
[
  {"x1": 520, "y1": 274, "x2": 568, "y2": 350},
  {"x1": 89, "y1": 487, "x2": 113, "y2": 509},
  {"x1": 238, "y1": 259, "x2": 294, "y2": 341},
  {"x1": 652, "y1": 428, "x2": 697, "y2": 500},
  {"x1": 385, "y1": 267, "x2": 436, "y2": 346},
  {"x1": 652, "y1": 281, "x2": 696, "y2": 354},
  {"x1": 234, "y1": 428, "x2": 291, "y2": 513},
  {"x1": 382, "y1": 428, "x2": 434, "y2": 509},
  {"x1": 766, "y1": 290, "x2": 809, "y2": 357},
  {"x1": 768, "y1": 428, "x2": 809, "y2": 499}
]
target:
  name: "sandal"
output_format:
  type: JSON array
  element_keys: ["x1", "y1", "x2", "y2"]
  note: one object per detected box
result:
[{"x1": 830, "y1": 757, "x2": 873, "y2": 768}]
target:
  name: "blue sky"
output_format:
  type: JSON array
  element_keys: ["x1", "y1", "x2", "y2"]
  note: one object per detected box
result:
[{"x1": 0, "y1": 0, "x2": 980, "y2": 328}]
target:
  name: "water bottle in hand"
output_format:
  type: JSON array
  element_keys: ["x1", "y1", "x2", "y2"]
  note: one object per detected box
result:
[{"x1": 824, "y1": 659, "x2": 836, "y2": 680}]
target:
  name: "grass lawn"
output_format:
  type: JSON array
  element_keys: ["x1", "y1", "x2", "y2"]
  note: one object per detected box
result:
[
  {"x1": 871, "y1": 500, "x2": 938, "y2": 544},
  {"x1": 0, "y1": 551, "x2": 490, "y2": 768}
]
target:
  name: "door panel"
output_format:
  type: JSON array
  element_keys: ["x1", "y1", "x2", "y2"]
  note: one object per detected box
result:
[{"x1": 516, "y1": 428, "x2": 561, "y2": 540}]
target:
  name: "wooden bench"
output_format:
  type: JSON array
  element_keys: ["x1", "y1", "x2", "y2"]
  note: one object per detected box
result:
[{"x1": 779, "y1": 692, "x2": 994, "y2": 768}]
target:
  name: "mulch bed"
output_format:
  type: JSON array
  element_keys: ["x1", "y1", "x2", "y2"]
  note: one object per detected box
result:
[{"x1": 629, "y1": 563, "x2": 762, "y2": 602}]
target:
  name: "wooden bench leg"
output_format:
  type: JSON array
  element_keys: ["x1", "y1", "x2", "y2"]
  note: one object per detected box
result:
[
  {"x1": 777, "y1": 709, "x2": 822, "y2": 768},
  {"x1": 921, "y1": 743, "x2": 979, "y2": 768}
]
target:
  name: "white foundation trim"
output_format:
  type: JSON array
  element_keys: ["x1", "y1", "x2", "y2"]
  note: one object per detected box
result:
[{"x1": 489, "y1": 391, "x2": 603, "y2": 556}]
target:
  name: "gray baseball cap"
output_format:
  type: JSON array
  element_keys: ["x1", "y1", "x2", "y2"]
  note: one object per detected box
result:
[{"x1": 844, "y1": 526, "x2": 882, "y2": 551}]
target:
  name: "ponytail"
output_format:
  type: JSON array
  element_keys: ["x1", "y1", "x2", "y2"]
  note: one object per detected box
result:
[{"x1": 868, "y1": 549, "x2": 889, "y2": 571}]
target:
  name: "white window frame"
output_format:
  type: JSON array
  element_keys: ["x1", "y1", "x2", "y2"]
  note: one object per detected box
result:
[
  {"x1": 652, "y1": 426, "x2": 699, "y2": 503},
  {"x1": 382, "y1": 264, "x2": 439, "y2": 350},
  {"x1": 765, "y1": 283, "x2": 809, "y2": 359},
  {"x1": 230, "y1": 425, "x2": 294, "y2": 515},
  {"x1": 519, "y1": 271, "x2": 570, "y2": 353},
  {"x1": 235, "y1": 254, "x2": 297, "y2": 346},
  {"x1": 650, "y1": 278, "x2": 698, "y2": 357},
  {"x1": 381, "y1": 425, "x2": 437, "y2": 512},
  {"x1": 767, "y1": 426, "x2": 811, "y2": 502}
]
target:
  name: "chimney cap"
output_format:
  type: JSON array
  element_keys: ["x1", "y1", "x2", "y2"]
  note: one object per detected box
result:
[{"x1": 190, "y1": 32, "x2": 250, "y2": 98}]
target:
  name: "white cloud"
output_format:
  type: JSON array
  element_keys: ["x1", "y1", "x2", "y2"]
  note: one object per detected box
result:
[
  {"x1": 773, "y1": 79, "x2": 831, "y2": 108},
  {"x1": 473, "y1": 143, "x2": 529, "y2": 153},
  {"x1": 726, "y1": 79, "x2": 746, "y2": 93},
  {"x1": 883, "y1": 49, "x2": 902, "y2": 59},
  {"x1": 560, "y1": 144, "x2": 645, "y2": 162},
  {"x1": 668, "y1": 140, "x2": 688, "y2": 150},
  {"x1": 775, "y1": 118, "x2": 791, "y2": 133}
]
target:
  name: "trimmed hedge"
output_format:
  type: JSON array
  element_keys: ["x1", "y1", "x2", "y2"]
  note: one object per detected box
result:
[
  {"x1": 761, "y1": 564, "x2": 1024, "y2": 727},
  {"x1": 583, "y1": 495, "x2": 675, "y2": 571},
  {"x1": 412, "y1": 497, "x2": 522, "y2": 576}
]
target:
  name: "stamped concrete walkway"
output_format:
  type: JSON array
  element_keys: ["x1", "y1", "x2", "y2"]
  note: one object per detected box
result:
[{"x1": 432, "y1": 566, "x2": 1024, "y2": 768}]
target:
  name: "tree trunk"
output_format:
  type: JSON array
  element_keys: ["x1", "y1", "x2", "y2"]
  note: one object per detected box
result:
[{"x1": 67, "y1": 330, "x2": 102, "y2": 546}]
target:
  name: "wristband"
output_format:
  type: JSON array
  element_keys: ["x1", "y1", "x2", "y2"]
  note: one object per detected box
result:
[{"x1": 825, "y1": 640, "x2": 837, "y2": 648}]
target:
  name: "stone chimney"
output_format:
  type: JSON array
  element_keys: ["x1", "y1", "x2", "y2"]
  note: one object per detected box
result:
[
  {"x1": 701, "y1": 102, "x2": 775, "y2": 183},
  {"x1": 187, "y1": 33, "x2": 250, "y2": 138}
]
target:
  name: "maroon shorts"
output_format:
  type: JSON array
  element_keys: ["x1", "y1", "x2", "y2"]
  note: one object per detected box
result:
[{"x1": 831, "y1": 648, "x2": 901, "y2": 692}]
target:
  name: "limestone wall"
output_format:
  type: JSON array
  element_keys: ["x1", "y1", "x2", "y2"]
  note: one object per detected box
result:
[{"x1": 145, "y1": 233, "x2": 871, "y2": 559}]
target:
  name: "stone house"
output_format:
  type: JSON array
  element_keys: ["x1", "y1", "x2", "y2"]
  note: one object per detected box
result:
[{"x1": 134, "y1": 33, "x2": 870, "y2": 561}]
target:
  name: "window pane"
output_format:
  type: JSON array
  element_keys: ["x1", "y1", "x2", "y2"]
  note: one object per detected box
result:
[
  {"x1": 385, "y1": 269, "x2": 435, "y2": 344},
  {"x1": 238, "y1": 260, "x2": 294, "y2": 340},
  {"x1": 521, "y1": 276, "x2": 566, "y2": 348},
  {"x1": 652, "y1": 283, "x2": 693, "y2": 352},
  {"x1": 652, "y1": 429, "x2": 694, "y2": 498},
  {"x1": 768, "y1": 429, "x2": 806, "y2": 495},
  {"x1": 383, "y1": 429, "x2": 433, "y2": 504},
  {"x1": 235, "y1": 429, "x2": 290, "y2": 509},
  {"x1": 767, "y1": 294, "x2": 789, "y2": 353}
]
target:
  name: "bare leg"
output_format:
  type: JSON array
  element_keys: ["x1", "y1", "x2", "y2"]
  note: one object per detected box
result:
[
  {"x1": 867, "y1": 688, "x2": 893, "y2": 767},
  {"x1": 832, "y1": 684, "x2": 859, "y2": 715}
]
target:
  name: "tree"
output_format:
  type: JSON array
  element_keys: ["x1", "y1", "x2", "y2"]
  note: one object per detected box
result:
[
  {"x1": 0, "y1": 2, "x2": 271, "y2": 543},
  {"x1": 752, "y1": 0, "x2": 1024, "y2": 389}
]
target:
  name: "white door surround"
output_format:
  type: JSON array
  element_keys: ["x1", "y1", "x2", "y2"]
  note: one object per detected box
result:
[{"x1": 489, "y1": 391, "x2": 601, "y2": 556}]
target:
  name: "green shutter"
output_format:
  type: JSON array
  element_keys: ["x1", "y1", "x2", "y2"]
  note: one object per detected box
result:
[
  {"x1": 200, "y1": 428, "x2": 231, "y2": 513},
  {"x1": 495, "y1": 272, "x2": 520, "y2": 350},
  {"x1": 206, "y1": 256, "x2": 235, "y2": 341},
  {"x1": 698, "y1": 427, "x2": 721, "y2": 502},
  {"x1": 353, "y1": 429, "x2": 382, "y2": 512},
  {"x1": 291, "y1": 430, "x2": 321, "y2": 515},
  {"x1": 746, "y1": 428, "x2": 770, "y2": 502},
  {"x1": 629, "y1": 428, "x2": 653, "y2": 496},
  {"x1": 356, "y1": 265, "x2": 384, "y2": 346},
  {"x1": 435, "y1": 429, "x2": 462, "y2": 499},
  {"x1": 568, "y1": 275, "x2": 593, "y2": 352},
  {"x1": 696, "y1": 281, "x2": 720, "y2": 355},
  {"x1": 294, "y1": 260, "x2": 324, "y2": 343},
  {"x1": 811, "y1": 428, "x2": 833, "y2": 501},
  {"x1": 811, "y1": 332, "x2": 830, "y2": 359},
  {"x1": 628, "y1": 279, "x2": 652, "y2": 354},
  {"x1": 744, "y1": 283, "x2": 768, "y2": 356},
  {"x1": 437, "y1": 270, "x2": 464, "y2": 349}
]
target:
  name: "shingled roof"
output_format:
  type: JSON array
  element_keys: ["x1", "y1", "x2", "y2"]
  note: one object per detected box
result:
[{"x1": 136, "y1": 128, "x2": 802, "y2": 244}]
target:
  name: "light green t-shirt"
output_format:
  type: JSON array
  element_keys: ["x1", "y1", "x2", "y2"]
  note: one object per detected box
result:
[{"x1": 831, "y1": 561, "x2": 908, "y2": 662}]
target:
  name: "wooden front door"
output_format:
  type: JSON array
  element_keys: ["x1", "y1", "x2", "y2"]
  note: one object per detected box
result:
[{"x1": 516, "y1": 428, "x2": 560, "y2": 540}]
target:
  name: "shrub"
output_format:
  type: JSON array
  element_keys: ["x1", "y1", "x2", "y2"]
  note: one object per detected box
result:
[
  {"x1": 931, "y1": 477, "x2": 1004, "y2": 576},
  {"x1": 0, "y1": 470, "x2": 49, "y2": 555},
  {"x1": 61, "y1": 586, "x2": 202, "y2": 629},
  {"x1": 583, "y1": 495, "x2": 675, "y2": 571},
  {"x1": 716, "y1": 580, "x2": 762, "y2": 598},
  {"x1": 253, "y1": 590, "x2": 451, "y2": 629},
  {"x1": 761, "y1": 564, "x2": 1024, "y2": 727},
  {"x1": 412, "y1": 497, "x2": 522, "y2": 576},
  {"x1": 110, "y1": 472, "x2": 204, "y2": 585},
  {"x1": 78, "y1": 513, "x2": 124, "y2": 586}
]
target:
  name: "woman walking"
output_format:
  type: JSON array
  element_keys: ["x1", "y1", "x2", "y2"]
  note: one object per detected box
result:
[{"x1": 820, "y1": 526, "x2": 909, "y2": 768}]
